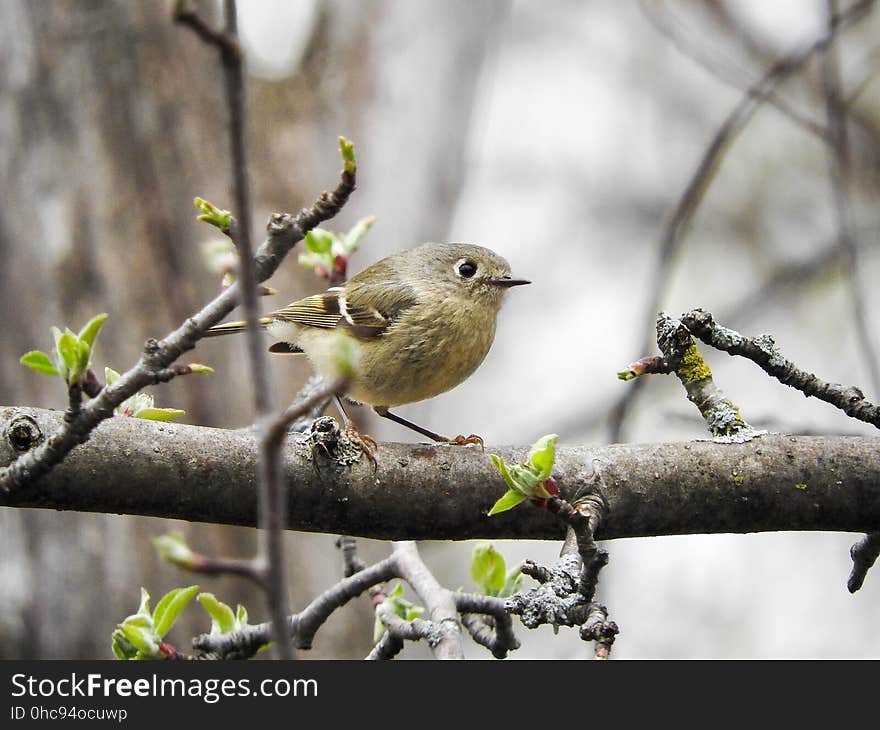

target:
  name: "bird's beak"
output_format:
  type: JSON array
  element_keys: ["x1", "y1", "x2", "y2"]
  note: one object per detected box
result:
[{"x1": 489, "y1": 276, "x2": 531, "y2": 288}]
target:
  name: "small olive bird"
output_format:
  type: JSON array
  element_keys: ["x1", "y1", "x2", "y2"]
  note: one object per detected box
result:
[{"x1": 205, "y1": 242, "x2": 530, "y2": 444}]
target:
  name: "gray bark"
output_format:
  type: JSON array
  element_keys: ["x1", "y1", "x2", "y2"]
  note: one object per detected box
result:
[{"x1": 3, "y1": 406, "x2": 879, "y2": 540}]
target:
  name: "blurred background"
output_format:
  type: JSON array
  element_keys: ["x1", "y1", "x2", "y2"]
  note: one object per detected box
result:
[{"x1": 1, "y1": 0, "x2": 879, "y2": 658}]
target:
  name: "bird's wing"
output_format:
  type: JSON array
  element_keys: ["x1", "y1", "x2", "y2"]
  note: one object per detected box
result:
[
  {"x1": 270, "y1": 282, "x2": 419, "y2": 340},
  {"x1": 270, "y1": 292, "x2": 343, "y2": 329},
  {"x1": 339, "y1": 279, "x2": 419, "y2": 339}
]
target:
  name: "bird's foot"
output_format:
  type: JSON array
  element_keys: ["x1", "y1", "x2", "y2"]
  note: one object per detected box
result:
[
  {"x1": 344, "y1": 424, "x2": 378, "y2": 471},
  {"x1": 447, "y1": 433, "x2": 484, "y2": 450}
]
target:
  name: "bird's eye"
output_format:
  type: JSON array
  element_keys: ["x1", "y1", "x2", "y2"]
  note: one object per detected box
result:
[{"x1": 456, "y1": 260, "x2": 478, "y2": 279}]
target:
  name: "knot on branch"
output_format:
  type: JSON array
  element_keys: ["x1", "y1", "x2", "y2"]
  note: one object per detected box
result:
[
  {"x1": 306, "y1": 416, "x2": 365, "y2": 468},
  {"x1": 580, "y1": 606, "x2": 619, "y2": 659},
  {"x1": 506, "y1": 554, "x2": 587, "y2": 629},
  {"x1": 5, "y1": 413, "x2": 43, "y2": 452}
]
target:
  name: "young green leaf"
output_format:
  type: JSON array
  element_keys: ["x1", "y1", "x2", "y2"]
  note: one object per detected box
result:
[
  {"x1": 338, "y1": 136, "x2": 356, "y2": 172},
  {"x1": 471, "y1": 543, "x2": 507, "y2": 596},
  {"x1": 153, "y1": 585, "x2": 200, "y2": 639},
  {"x1": 373, "y1": 611, "x2": 386, "y2": 644},
  {"x1": 342, "y1": 215, "x2": 376, "y2": 250},
  {"x1": 507, "y1": 463, "x2": 540, "y2": 495},
  {"x1": 75, "y1": 338, "x2": 91, "y2": 373},
  {"x1": 134, "y1": 407, "x2": 186, "y2": 422},
  {"x1": 198, "y1": 593, "x2": 237, "y2": 635},
  {"x1": 111, "y1": 630, "x2": 138, "y2": 660},
  {"x1": 152, "y1": 533, "x2": 196, "y2": 569},
  {"x1": 135, "y1": 587, "x2": 152, "y2": 618},
  {"x1": 105, "y1": 367, "x2": 121, "y2": 386},
  {"x1": 78, "y1": 312, "x2": 108, "y2": 349},
  {"x1": 305, "y1": 229, "x2": 334, "y2": 254},
  {"x1": 527, "y1": 434, "x2": 558, "y2": 481},
  {"x1": 57, "y1": 331, "x2": 80, "y2": 372},
  {"x1": 488, "y1": 434, "x2": 561, "y2": 515},
  {"x1": 489, "y1": 454, "x2": 515, "y2": 490},
  {"x1": 20, "y1": 350, "x2": 60, "y2": 377},
  {"x1": 119, "y1": 620, "x2": 160, "y2": 656},
  {"x1": 487, "y1": 489, "x2": 528, "y2": 516},
  {"x1": 193, "y1": 197, "x2": 232, "y2": 232}
]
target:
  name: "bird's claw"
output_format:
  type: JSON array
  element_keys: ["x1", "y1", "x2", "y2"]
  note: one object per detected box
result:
[
  {"x1": 344, "y1": 424, "x2": 378, "y2": 471},
  {"x1": 447, "y1": 434, "x2": 484, "y2": 450}
]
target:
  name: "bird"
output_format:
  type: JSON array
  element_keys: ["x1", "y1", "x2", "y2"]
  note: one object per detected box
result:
[{"x1": 205, "y1": 242, "x2": 529, "y2": 449}]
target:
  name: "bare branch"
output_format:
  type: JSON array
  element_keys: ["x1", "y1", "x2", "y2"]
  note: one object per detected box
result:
[
  {"x1": 656, "y1": 313, "x2": 762, "y2": 442},
  {"x1": 847, "y1": 532, "x2": 880, "y2": 593},
  {"x1": 193, "y1": 556, "x2": 399, "y2": 658},
  {"x1": 679, "y1": 309, "x2": 880, "y2": 429},
  {"x1": 183, "y1": 554, "x2": 266, "y2": 588},
  {"x1": 365, "y1": 631, "x2": 404, "y2": 660},
  {"x1": 173, "y1": 1, "x2": 238, "y2": 54},
  {"x1": 455, "y1": 593, "x2": 520, "y2": 659},
  {"x1": 638, "y1": 0, "x2": 828, "y2": 138},
  {"x1": 4, "y1": 407, "x2": 879, "y2": 540}
]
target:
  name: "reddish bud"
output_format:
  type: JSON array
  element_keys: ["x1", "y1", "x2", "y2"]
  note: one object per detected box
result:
[
  {"x1": 543, "y1": 476, "x2": 559, "y2": 496},
  {"x1": 329, "y1": 255, "x2": 348, "y2": 284},
  {"x1": 82, "y1": 369, "x2": 102, "y2": 398},
  {"x1": 159, "y1": 642, "x2": 181, "y2": 660}
]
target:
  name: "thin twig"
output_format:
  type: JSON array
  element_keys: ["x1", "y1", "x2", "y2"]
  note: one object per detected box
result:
[
  {"x1": 679, "y1": 308, "x2": 880, "y2": 429},
  {"x1": 366, "y1": 631, "x2": 404, "y2": 660},
  {"x1": 822, "y1": 0, "x2": 880, "y2": 400},
  {"x1": 193, "y1": 555, "x2": 399, "y2": 658},
  {"x1": 214, "y1": 0, "x2": 296, "y2": 661},
  {"x1": 847, "y1": 531, "x2": 880, "y2": 592},
  {"x1": 638, "y1": 0, "x2": 828, "y2": 139},
  {"x1": 185, "y1": 554, "x2": 266, "y2": 587},
  {"x1": 455, "y1": 593, "x2": 520, "y2": 658},
  {"x1": 182, "y1": 0, "x2": 293, "y2": 660},
  {"x1": 336, "y1": 535, "x2": 367, "y2": 577},
  {"x1": 173, "y1": 0, "x2": 238, "y2": 53}
]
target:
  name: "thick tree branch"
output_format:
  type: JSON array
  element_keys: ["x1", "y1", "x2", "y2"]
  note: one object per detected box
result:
[{"x1": 2, "y1": 407, "x2": 879, "y2": 540}]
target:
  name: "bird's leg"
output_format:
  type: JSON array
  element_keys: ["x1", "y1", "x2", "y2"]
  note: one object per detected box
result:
[
  {"x1": 373, "y1": 407, "x2": 484, "y2": 450},
  {"x1": 334, "y1": 395, "x2": 377, "y2": 469}
]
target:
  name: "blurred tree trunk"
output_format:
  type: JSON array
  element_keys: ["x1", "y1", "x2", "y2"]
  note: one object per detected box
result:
[
  {"x1": 0, "y1": 0, "x2": 500, "y2": 658},
  {"x1": 0, "y1": 0, "x2": 250, "y2": 659}
]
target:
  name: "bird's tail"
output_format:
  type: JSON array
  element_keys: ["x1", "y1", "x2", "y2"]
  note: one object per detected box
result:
[{"x1": 204, "y1": 317, "x2": 273, "y2": 338}]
